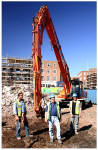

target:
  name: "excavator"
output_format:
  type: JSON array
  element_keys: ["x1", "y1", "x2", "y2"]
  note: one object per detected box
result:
[{"x1": 32, "y1": 5, "x2": 85, "y2": 115}]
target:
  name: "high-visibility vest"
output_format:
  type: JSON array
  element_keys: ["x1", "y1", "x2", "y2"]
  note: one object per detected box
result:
[
  {"x1": 70, "y1": 100, "x2": 80, "y2": 115},
  {"x1": 15, "y1": 99, "x2": 26, "y2": 117},
  {"x1": 46, "y1": 102, "x2": 61, "y2": 120}
]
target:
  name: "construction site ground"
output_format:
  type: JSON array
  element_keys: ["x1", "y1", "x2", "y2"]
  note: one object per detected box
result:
[{"x1": 2, "y1": 103, "x2": 97, "y2": 148}]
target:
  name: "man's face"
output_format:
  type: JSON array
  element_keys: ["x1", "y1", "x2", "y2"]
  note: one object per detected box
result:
[
  {"x1": 50, "y1": 97, "x2": 55, "y2": 103},
  {"x1": 18, "y1": 94, "x2": 23, "y2": 100},
  {"x1": 73, "y1": 97, "x2": 77, "y2": 101}
]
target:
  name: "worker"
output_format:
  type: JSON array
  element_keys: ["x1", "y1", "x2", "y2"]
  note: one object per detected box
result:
[
  {"x1": 13, "y1": 91, "x2": 29, "y2": 140},
  {"x1": 45, "y1": 94, "x2": 62, "y2": 144},
  {"x1": 69, "y1": 93, "x2": 82, "y2": 135}
]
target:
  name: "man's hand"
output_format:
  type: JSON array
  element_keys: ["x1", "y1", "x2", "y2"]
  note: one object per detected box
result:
[
  {"x1": 70, "y1": 113, "x2": 73, "y2": 117},
  {"x1": 45, "y1": 119, "x2": 48, "y2": 123},
  {"x1": 22, "y1": 113, "x2": 24, "y2": 118},
  {"x1": 15, "y1": 115, "x2": 19, "y2": 121},
  {"x1": 22, "y1": 113, "x2": 25, "y2": 121},
  {"x1": 22, "y1": 113, "x2": 26, "y2": 123},
  {"x1": 45, "y1": 113, "x2": 48, "y2": 122}
]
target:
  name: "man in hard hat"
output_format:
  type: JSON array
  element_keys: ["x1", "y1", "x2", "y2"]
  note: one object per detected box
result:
[
  {"x1": 13, "y1": 91, "x2": 29, "y2": 140},
  {"x1": 69, "y1": 93, "x2": 82, "y2": 135},
  {"x1": 45, "y1": 94, "x2": 62, "y2": 144}
]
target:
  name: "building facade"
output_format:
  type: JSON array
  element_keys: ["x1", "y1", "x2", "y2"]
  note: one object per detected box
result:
[
  {"x1": 2, "y1": 57, "x2": 61, "y2": 87},
  {"x1": 87, "y1": 68, "x2": 97, "y2": 89},
  {"x1": 77, "y1": 71, "x2": 88, "y2": 88},
  {"x1": 2, "y1": 57, "x2": 33, "y2": 86},
  {"x1": 77, "y1": 68, "x2": 97, "y2": 89},
  {"x1": 41, "y1": 60, "x2": 61, "y2": 87}
]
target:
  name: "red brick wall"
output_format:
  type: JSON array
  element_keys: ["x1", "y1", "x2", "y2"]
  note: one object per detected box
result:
[{"x1": 41, "y1": 60, "x2": 61, "y2": 82}]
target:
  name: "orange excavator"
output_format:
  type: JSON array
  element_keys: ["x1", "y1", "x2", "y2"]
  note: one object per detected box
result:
[{"x1": 32, "y1": 5, "x2": 84, "y2": 114}]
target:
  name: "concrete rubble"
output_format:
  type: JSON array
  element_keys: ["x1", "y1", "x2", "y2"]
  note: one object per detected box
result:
[{"x1": 2, "y1": 85, "x2": 49, "y2": 117}]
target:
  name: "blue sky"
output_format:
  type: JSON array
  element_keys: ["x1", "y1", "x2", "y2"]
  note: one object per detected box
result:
[{"x1": 2, "y1": 2, "x2": 96, "y2": 77}]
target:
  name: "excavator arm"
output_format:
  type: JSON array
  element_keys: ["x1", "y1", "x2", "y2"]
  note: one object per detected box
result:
[{"x1": 32, "y1": 5, "x2": 71, "y2": 114}]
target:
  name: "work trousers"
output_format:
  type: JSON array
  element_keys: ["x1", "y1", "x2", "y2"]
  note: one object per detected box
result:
[
  {"x1": 16, "y1": 117, "x2": 29, "y2": 138},
  {"x1": 49, "y1": 116, "x2": 61, "y2": 140},
  {"x1": 70, "y1": 114, "x2": 79, "y2": 132}
]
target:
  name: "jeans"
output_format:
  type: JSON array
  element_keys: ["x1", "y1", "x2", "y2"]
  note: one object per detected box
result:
[
  {"x1": 70, "y1": 114, "x2": 79, "y2": 132},
  {"x1": 49, "y1": 116, "x2": 61, "y2": 140},
  {"x1": 16, "y1": 117, "x2": 29, "y2": 138}
]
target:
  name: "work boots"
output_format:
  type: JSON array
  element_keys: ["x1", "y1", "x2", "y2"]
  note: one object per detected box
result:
[
  {"x1": 50, "y1": 138, "x2": 54, "y2": 143},
  {"x1": 58, "y1": 139, "x2": 62, "y2": 144}
]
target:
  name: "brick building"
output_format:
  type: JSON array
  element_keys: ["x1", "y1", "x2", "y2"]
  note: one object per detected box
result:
[
  {"x1": 77, "y1": 71, "x2": 88, "y2": 88},
  {"x1": 2, "y1": 57, "x2": 61, "y2": 87},
  {"x1": 87, "y1": 68, "x2": 97, "y2": 89},
  {"x1": 41, "y1": 60, "x2": 61, "y2": 87},
  {"x1": 77, "y1": 68, "x2": 97, "y2": 89}
]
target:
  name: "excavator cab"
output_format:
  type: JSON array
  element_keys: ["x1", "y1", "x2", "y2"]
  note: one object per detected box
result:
[
  {"x1": 70, "y1": 79, "x2": 83, "y2": 98},
  {"x1": 57, "y1": 78, "x2": 83, "y2": 100}
]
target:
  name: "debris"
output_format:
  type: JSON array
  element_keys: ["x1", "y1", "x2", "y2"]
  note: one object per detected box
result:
[{"x1": 2, "y1": 85, "x2": 49, "y2": 117}]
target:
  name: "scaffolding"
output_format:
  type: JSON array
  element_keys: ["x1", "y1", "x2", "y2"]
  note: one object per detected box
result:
[
  {"x1": 2, "y1": 57, "x2": 33, "y2": 86},
  {"x1": 87, "y1": 71, "x2": 97, "y2": 89}
]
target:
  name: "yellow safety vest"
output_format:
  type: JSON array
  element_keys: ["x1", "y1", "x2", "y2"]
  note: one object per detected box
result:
[
  {"x1": 46, "y1": 102, "x2": 61, "y2": 120},
  {"x1": 70, "y1": 100, "x2": 80, "y2": 115},
  {"x1": 15, "y1": 99, "x2": 26, "y2": 117}
]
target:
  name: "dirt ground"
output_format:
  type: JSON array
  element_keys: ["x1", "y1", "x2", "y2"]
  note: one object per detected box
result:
[{"x1": 2, "y1": 103, "x2": 97, "y2": 148}]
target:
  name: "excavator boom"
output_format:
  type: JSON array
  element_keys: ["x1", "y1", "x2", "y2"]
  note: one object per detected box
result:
[{"x1": 32, "y1": 5, "x2": 71, "y2": 114}]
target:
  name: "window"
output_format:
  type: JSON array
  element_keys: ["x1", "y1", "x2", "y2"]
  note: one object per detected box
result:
[
  {"x1": 22, "y1": 64, "x2": 26, "y2": 67},
  {"x1": 84, "y1": 72, "x2": 86, "y2": 77},
  {"x1": 2, "y1": 68, "x2": 6, "y2": 71},
  {"x1": 80, "y1": 77, "x2": 82, "y2": 81},
  {"x1": 47, "y1": 70, "x2": 50, "y2": 73},
  {"x1": 53, "y1": 77, "x2": 56, "y2": 81},
  {"x1": 47, "y1": 76, "x2": 50, "y2": 81},
  {"x1": 41, "y1": 84, "x2": 45, "y2": 87},
  {"x1": 47, "y1": 63, "x2": 50, "y2": 67},
  {"x1": 10, "y1": 68, "x2": 14, "y2": 72},
  {"x1": 16, "y1": 77, "x2": 20, "y2": 80},
  {"x1": 8, "y1": 64, "x2": 14, "y2": 67},
  {"x1": 23, "y1": 69, "x2": 30, "y2": 72},
  {"x1": 54, "y1": 63, "x2": 56, "y2": 67},
  {"x1": 53, "y1": 70, "x2": 56, "y2": 73},
  {"x1": 27, "y1": 64, "x2": 31, "y2": 67},
  {"x1": 43, "y1": 84, "x2": 45, "y2": 87},
  {"x1": 41, "y1": 69, "x2": 44, "y2": 73},
  {"x1": 2, "y1": 59, "x2": 6, "y2": 63},
  {"x1": 16, "y1": 69, "x2": 20, "y2": 73},
  {"x1": 48, "y1": 84, "x2": 51, "y2": 87},
  {"x1": 41, "y1": 76, "x2": 44, "y2": 81},
  {"x1": 22, "y1": 77, "x2": 25, "y2": 81},
  {"x1": 41, "y1": 63, "x2": 44, "y2": 68},
  {"x1": 84, "y1": 76, "x2": 86, "y2": 80}
]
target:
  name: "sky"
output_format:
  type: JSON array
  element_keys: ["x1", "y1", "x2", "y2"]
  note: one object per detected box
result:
[{"x1": 2, "y1": 1, "x2": 96, "y2": 77}]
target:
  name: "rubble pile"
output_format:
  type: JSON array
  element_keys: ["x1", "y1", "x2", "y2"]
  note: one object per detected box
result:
[
  {"x1": 2, "y1": 85, "x2": 49, "y2": 117},
  {"x1": 2, "y1": 85, "x2": 32, "y2": 116}
]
